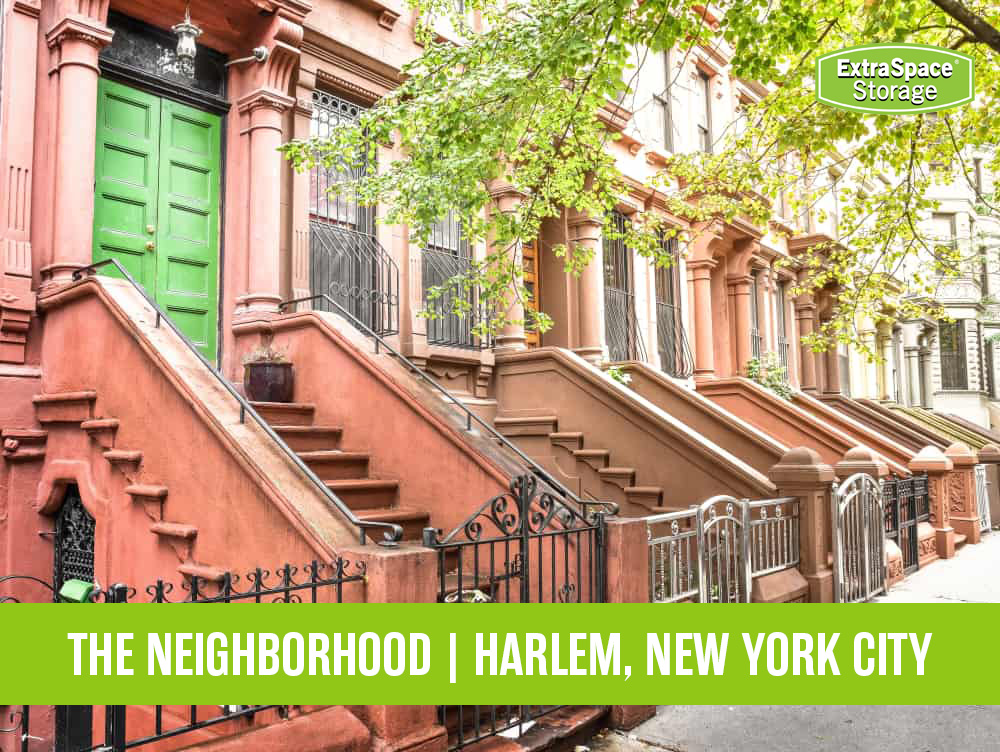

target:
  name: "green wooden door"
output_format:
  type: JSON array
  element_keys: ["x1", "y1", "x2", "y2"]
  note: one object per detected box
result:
[{"x1": 93, "y1": 79, "x2": 221, "y2": 359}]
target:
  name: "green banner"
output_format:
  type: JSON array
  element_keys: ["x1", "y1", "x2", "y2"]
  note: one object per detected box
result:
[
  {"x1": 1, "y1": 604, "x2": 997, "y2": 705},
  {"x1": 816, "y1": 43, "x2": 974, "y2": 114}
]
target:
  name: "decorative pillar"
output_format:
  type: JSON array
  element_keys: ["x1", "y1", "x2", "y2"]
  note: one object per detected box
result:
[
  {"x1": 688, "y1": 259, "x2": 717, "y2": 379},
  {"x1": 944, "y1": 442, "x2": 981, "y2": 545},
  {"x1": 909, "y1": 446, "x2": 956, "y2": 559},
  {"x1": 234, "y1": 9, "x2": 303, "y2": 319},
  {"x1": 795, "y1": 300, "x2": 818, "y2": 393},
  {"x1": 768, "y1": 447, "x2": 836, "y2": 602},
  {"x1": 823, "y1": 338, "x2": 841, "y2": 395},
  {"x1": 41, "y1": 13, "x2": 114, "y2": 288},
  {"x1": 727, "y1": 273, "x2": 753, "y2": 373},
  {"x1": 0, "y1": 0, "x2": 42, "y2": 362},
  {"x1": 235, "y1": 91, "x2": 294, "y2": 317},
  {"x1": 490, "y1": 184, "x2": 528, "y2": 353},
  {"x1": 567, "y1": 211, "x2": 604, "y2": 363}
]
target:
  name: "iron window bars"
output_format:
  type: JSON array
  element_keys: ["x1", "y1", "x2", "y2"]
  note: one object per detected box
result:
[
  {"x1": 603, "y1": 211, "x2": 647, "y2": 363},
  {"x1": 310, "y1": 91, "x2": 399, "y2": 337},
  {"x1": 938, "y1": 319, "x2": 968, "y2": 391},
  {"x1": 654, "y1": 235, "x2": 693, "y2": 378}
]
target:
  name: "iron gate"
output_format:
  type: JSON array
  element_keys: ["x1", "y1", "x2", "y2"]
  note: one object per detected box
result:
[
  {"x1": 975, "y1": 463, "x2": 992, "y2": 533},
  {"x1": 882, "y1": 476, "x2": 919, "y2": 575},
  {"x1": 424, "y1": 475, "x2": 606, "y2": 750},
  {"x1": 832, "y1": 473, "x2": 886, "y2": 603}
]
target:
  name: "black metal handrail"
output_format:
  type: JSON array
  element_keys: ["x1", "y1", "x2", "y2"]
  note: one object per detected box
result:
[
  {"x1": 279, "y1": 294, "x2": 618, "y2": 519},
  {"x1": 0, "y1": 574, "x2": 57, "y2": 603},
  {"x1": 71, "y1": 259, "x2": 403, "y2": 545}
]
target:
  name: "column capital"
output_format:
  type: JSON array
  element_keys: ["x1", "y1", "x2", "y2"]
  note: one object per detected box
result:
[
  {"x1": 567, "y1": 210, "x2": 603, "y2": 242},
  {"x1": 238, "y1": 89, "x2": 296, "y2": 117},
  {"x1": 46, "y1": 15, "x2": 114, "y2": 53}
]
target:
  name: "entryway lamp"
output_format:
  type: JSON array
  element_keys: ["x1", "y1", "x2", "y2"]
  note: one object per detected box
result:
[{"x1": 172, "y1": 4, "x2": 202, "y2": 75}]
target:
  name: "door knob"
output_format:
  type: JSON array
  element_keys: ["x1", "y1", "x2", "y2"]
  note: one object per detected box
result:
[{"x1": 146, "y1": 241, "x2": 155, "y2": 251}]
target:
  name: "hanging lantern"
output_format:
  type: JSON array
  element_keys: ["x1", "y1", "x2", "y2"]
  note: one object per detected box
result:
[{"x1": 172, "y1": 5, "x2": 202, "y2": 75}]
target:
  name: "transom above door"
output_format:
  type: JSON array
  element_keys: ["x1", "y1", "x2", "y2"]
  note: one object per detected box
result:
[{"x1": 92, "y1": 78, "x2": 221, "y2": 359}]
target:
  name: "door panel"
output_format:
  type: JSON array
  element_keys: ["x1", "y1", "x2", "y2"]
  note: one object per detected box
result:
[
  {"x1": 93, "y1": 79, "x2": 160, "y2": 287},
  {"x1": 156, "y1": 100, "x2": 221, "y2": 358},
  {"x1": 93, "y1": 80, "x2": 221, "y2": 359}
]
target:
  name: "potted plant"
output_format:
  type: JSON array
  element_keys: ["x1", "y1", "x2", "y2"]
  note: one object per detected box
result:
[{"x1": 242, "y1": 345, "x2": 294, "y2": 403}]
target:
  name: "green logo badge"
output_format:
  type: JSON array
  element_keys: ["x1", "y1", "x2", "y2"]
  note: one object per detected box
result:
[{"x1": 816, "y1": 43, "x2": 974, "y2": 114}]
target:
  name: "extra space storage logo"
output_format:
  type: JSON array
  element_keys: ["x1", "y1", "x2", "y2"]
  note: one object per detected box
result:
[{"x1": 816, "y1": 43, "x2": 974, "y2": 114}]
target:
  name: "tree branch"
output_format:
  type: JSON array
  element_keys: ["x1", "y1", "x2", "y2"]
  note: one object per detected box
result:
[{"x1": 930, "y1": 0, "x2": 1000, "y2": 54}]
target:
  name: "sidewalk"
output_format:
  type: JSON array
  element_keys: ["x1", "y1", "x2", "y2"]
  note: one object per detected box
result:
[
  {"x1": 596, "y1": 705, "x2": 1000, "y2": 752},
  {"x1": 875, "y1": 529, "x2": 1000, "y2": 603}
]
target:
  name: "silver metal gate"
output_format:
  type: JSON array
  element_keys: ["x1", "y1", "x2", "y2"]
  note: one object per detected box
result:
[
  {"x1": 696, "y1": 496, "x2": 751, "y2": 603},
  {"x1": 832, "y1": 473, "x2": 886, "y2": 603},
  {"x1": 975, "y1": 463, "x2": 992, "y2": 534}
]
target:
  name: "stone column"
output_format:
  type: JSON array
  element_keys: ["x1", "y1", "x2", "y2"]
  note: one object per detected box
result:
[
  {"x1": 768, "y1": 447, "x2": 836, "y2": 603},
  {"x1": 728, "y1": 273, "x2": 753, "y2": 374},
  {"x1": 235, "y1": 91, "x2": 295, "y2": 318},
  {"x1": 0, "y1": 0, "x2": 42, "y2": 362},
  {"x1": 944, "y1": 442, "x2": 981, "y2": 545},
  {"x1": 795, "y1": 301, "x2": 818, "y2": 393},
  {"x1": 978, "y1": 444, "x2": 1000, "y2": 528},
  {"x1": 688, "y1": 259, "x2": 717, "y2": 379},
  {"x1": 909, "y1": 446, "x2": 956, "y2": 559},
  {"x1": 604, "y1": 516, "x2": 655, "y2": 729},
  {"x1": 834, "y1": 447, "x2": 895, "y2": 587},
  {"x1": 567, "y1": 211, "x2": 604, "y2": 363},
  {"x1": 42, "y1": 15, "x2": 114, "y2": 287},
  {"x1": 823, "y1": 342, "x2": 841, "y2": 395},
  {"x1": 490, "y1": 185, "x2": 528, "y2": 353}
]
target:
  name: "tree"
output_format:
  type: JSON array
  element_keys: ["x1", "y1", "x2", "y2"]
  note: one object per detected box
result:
[{"x1": 281, "y1": 0, "x2": 1000, "y2": 353}]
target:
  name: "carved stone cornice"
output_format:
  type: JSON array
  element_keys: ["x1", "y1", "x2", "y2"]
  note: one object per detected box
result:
[
  {"x1": 12, "y1": 0, "x2": 42, "y2": 19},
  {"x1": 45, "y1": 15, "x2": 114, "y2": 51},
  {"x1": 237, "y1": 88, "x2": 296, "y2": 116},
  {"x1": 315, "y1": 69, "x2": 381, "y2": 105}
]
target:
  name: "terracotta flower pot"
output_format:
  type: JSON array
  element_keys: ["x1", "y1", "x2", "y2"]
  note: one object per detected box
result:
[{"x1": 243, "y1": 362, "x2": 294, "y2": 403}]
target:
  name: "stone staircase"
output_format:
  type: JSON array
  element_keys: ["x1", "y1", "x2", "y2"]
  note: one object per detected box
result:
[
  {"x1": 252, "y1": 401, "x2": 431, "y2": 540},
  {"x1": 494, "y1": 416, "x2": 673, "y2": 515}
]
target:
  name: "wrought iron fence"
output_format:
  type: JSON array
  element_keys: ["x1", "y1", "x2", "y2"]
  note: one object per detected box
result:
[
  {"x1": 655, "y1": 301, "x2": 694, "y2": 378},
  {"x1": 423, "y1": 475, "x2": 607, "y2": 605},
  {"x1": 975, "y1": 463, "x2": 992, "y2": 534},
  {"x1": 426, "y1": 476, "x2": 605, "y2": 751},
  {"x1": 422, "y1": 247, "x2": 491, "y2": 349},
  {"x1": 310, "y1": 219, "x2": 399, "y2": 337},
  {"x1": 882, "y1": 475, "x2": 920, "y2": 575},
  {"x1": 438, "y1": 705, "x2": 564, "y2": 752},
  {"x1": 2, "y1": 559, "x2": 364, "y2": 752},
  {"x1": 646, "y1": 495, "x2": 800, "y2": 604}
]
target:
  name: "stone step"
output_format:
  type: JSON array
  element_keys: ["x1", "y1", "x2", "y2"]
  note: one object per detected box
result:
[
  {"x1": 81, "y1": 418, "x2": 120, "y2": 448},
  {"x1": 298, "y1": 450, "x2": 370, "y2": 479},
  {"x1": 494, "y1": 415, "x2": 559, "y2": 436},
  {"x1": 177, "y1": 562, "x2": 227, "y2": 584},
  {"x1": 325, "y1": 478, "x2": 400, "y2": 509},
  {"x1": 150, "y1": 521, "x2": 198, "y2": 541},
  {"x1": 954, "y1": 532, "x2": 967, "y2": 548},
  {"x1": 33, "y1": 391, "x2": 97, "y2": 423},
  {"x1": 573, "y1": 448, "x2": 611, "y2": 469},
  {"x1": 126, "y1": 484, "x2": 168, "y2": 521},
  {"x1": 250, "y1": 401, "x2": 316, "y2": 426},
  {"x1": 273, "y1": 425, "x2": 343, "y2": 452},
  {"x1": 598, "y1": 466, "x2": 637, "y2": 488},
  {"x1": 103, "y1": 449, "x2": 143, "y2": 469},
  {"x1": 625, "y1": 485, "x2": 664, "y2": 510},
  {"x1": 357, "y1": 506, "x2": 431, "y2": 541},
  {"x1": 549, "y1": 431, "x2": 584, "y2": 451}
]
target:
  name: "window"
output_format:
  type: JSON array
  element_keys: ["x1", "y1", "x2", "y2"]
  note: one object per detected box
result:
[
  {"x1": 423, "y1": 212, "x2": 481, "y2": 349},
  {"x1": 931, "y1": 212, "x2": 957, "y2": 250},
  {"x1": 652, "y1": 52, "x2": 674, "y2": 151},
  {"x1": 696, "y1": 71, "x2": 712, "y2": 153},
  {"x1": 309, "y1": 90, "x2": 373, "y2": 235},
  {"x1": 749, "y1": 271, "x2": 762, "y2": 359},
  {"x1": 939, "y1": 319, "x2": 968, "y2": 390},
  {"x1": 603, "y1": 211, "x2": 644, "y2": 361},
  {"x1": 775, "y1": 282, "x2": 790, "y2": 375}
]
